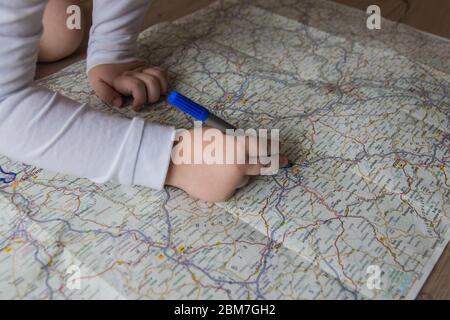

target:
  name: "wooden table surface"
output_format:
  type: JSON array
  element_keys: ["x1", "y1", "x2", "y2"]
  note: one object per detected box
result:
[{"x1": 34, "y1": 0, "x2": 449, "y2": 300}]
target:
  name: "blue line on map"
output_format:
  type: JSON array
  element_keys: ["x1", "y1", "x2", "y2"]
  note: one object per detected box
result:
[{"x1": 0, "y1": 166, "x2": 17, "y2": 184}]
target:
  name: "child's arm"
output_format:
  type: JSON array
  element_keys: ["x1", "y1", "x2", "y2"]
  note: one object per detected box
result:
[
  {"x1": 87, "y1": 0, "x2": 167, "y2": 111},
  {"x1": 0, "y1": 0, "x2": 287, "y2": 202},
  {"x1": 0, "y1": 0, "x2": 174, "y2": 189},
  {"x1": 87, "y1": 0, "x2": 151, "y2": 71}
]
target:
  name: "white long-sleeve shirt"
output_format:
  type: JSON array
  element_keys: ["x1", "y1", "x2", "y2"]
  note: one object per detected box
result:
[{"x1": 0, "y1": 0, "x2": 175, "y2": 190}]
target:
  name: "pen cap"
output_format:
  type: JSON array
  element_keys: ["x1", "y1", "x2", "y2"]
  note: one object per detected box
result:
[{"x1": 167, "y1": 91, "x2": 209, "y2": 121}]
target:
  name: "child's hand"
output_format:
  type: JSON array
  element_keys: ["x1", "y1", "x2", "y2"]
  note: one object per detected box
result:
[
  {"x1": 165, "y1": 128, "x2": 289, "y2": 202},
  {"x1": 88, "y1": 62, "x2": 169, "y2": 111}
]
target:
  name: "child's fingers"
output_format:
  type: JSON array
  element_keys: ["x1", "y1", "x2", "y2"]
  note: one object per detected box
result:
[
  {"x1": 236, "y1": 175, "x2": 250, "y2": 189},
  {"x1": 113, "y1": 76, "x2": 147, "y2": 111},
  {"x1": 243, "y1": 163, "x2": 265, "y2": 176},
  {"x1": 132, "y1": 73, "x2": 161, "y2": 103},
  {"x1": 142, "y1": 68, "x2": 169, "y2": 94},
  {"x1": 92, "y1": 79, "x2": 123, "y2": 108},
  {"x1": 244, "y1": 134, "x2": 277, "y2": 158},
  {"x1": 244, "y1": 154, "x2": 288, "y2": 176},
  {"x1": 280, "y1": 155, "x2": 289, "y2": 167}
]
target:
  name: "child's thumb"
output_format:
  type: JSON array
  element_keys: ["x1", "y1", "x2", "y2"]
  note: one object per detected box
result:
[{"x1": 92, "y1": 79, "x2": 123, "y2": 108}]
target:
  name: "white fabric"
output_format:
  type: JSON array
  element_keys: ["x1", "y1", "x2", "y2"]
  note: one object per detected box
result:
[{"x1": 0, "y1": 0, "x2": 174, "y2": 190}]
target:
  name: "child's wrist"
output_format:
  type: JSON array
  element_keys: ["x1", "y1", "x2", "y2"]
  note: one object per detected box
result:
[{"x1": 164, "y1": 161, "x2": 178, "y2": 187}]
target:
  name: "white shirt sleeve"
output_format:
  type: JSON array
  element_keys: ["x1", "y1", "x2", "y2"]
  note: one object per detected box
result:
[
  {"x1": 0, "y1": 0, "x2": 175, "y2": 190},
  {"x1": 87, "y1": 0, "x2": 152, "y2": 71}
]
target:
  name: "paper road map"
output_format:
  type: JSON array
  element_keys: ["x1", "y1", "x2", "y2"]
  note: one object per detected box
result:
[{"x1": 0, "y1": 0, "x2": 449, "y2": 299}]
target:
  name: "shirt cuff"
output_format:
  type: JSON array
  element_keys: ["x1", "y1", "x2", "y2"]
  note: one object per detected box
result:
[{"x1": 133, "y1": 122, "x2": 175, "y2": 190}]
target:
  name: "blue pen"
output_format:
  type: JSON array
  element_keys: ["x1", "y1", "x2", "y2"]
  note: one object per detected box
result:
[{"x1": 167, "y1": 91, "x2": 237, "y2": 133}]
